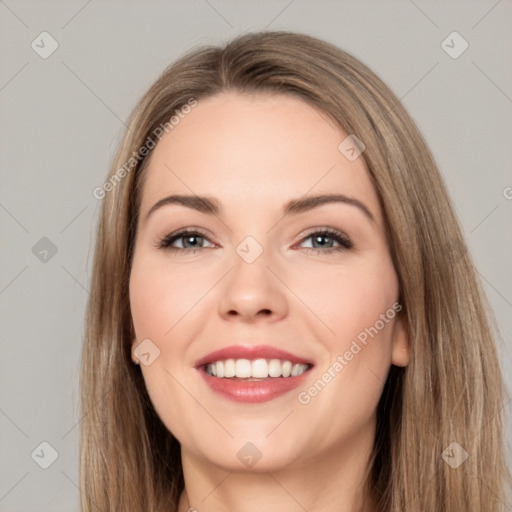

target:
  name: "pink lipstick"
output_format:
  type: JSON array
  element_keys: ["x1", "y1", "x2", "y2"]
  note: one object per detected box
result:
[{"x1": 195, "y1": 344, "x2": 314, "y2": 403}]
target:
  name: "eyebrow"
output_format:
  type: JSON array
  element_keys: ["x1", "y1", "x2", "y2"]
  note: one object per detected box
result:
[{"x1": 144, "y1": 193, "x2": 375, "y2": 223}]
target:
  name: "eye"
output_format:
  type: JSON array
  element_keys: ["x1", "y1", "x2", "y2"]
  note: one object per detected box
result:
[
  {"x1": 155, "y1": 229, "x2": 215, "y2": 253},
  {"x1": 297, "y1": 228, "x2": 353, "y2": 254}
]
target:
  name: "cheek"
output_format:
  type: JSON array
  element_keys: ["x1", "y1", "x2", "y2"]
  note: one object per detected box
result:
[
  {"x1": 298, "y1": 257, "x2": 399, "y2": 345},
  {"x1": 296, "y1": 259, "x2": 399, "y2": 415},
  {"x1": 129, "y1": 256, "x2": 212, "y2": 341},
  {"x1": 129, "y1": 260, "x2": 204, "y2": 441},
  {"x1": 295, "y1": 256, "x2": 399, "y2": 412}
]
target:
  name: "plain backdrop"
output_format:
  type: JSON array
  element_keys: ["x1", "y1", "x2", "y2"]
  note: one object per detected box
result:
[{"x1": 0, "y1": 1, "x2": 511, "y2": 510}]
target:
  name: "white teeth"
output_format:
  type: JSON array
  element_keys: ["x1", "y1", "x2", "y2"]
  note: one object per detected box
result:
[
  {"x1": 268, "y1": 359, "x2": 282, "y2": 377},
  {"x1": 224, "y1": 359, "x2": 236, "y2": 378},
  {"x1": 204, "y1": 358, "x2": 310, "y2": 379},
  {"x1": 235, "y1": 359, "x2": 252, "y2": 378},
  {"x1": 252, "y1": 359, "x2": 268, "y2": 378}
]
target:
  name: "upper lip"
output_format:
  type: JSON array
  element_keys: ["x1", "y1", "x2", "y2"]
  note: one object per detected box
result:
[{"x1": 195, "y1": 344, "x2": 314, "y2": 368}]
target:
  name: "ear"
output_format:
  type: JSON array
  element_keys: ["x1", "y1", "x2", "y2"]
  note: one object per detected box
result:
[
  {"x1": 391, "y1": 310, "x2": 410, "y2": 367},
  {"x1": 130, "y1": 321, "x2": 140, "y2": 365}
]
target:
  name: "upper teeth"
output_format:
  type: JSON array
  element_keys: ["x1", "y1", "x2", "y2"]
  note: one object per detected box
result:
[{"x1": 205, "y1": 359, "x2": 310, "y2": 379}]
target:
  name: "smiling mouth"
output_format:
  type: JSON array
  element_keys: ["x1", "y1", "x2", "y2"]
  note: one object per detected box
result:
[{"x1": 202, "y1": 358, "x2": 313, "y2": 379}]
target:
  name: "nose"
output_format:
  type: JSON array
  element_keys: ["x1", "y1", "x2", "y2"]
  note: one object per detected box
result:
[{"x1": 218, "y1": 245, "x2": 289, "y2": 323}]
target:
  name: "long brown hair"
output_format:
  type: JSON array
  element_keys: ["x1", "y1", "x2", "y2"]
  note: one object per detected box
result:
[{"x1": 81, "y1": 31, "x2": 510, "y2": 511}]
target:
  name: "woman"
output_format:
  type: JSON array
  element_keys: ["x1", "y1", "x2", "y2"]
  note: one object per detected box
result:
[{"x1": 81, "y1": 31, "x2": 510, "y2": 511}]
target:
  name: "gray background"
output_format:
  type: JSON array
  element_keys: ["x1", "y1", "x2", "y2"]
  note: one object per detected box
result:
[{"x1": 0, "y1": 1, "x2": 511, "y2": 510}]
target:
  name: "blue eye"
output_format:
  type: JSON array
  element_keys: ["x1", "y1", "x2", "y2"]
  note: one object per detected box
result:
[
  {"x1": 298, "y1": 229, "x2": 353, "y2": 254},
  {"x1": 156, "y1": 228, "x2": 353, "y2": 255},
  {"x1": 157, "y1": 229, "x2": 213, "y2": 252}
]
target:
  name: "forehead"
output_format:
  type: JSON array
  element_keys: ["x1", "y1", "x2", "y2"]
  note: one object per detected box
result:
[{"x1": 139, "y1": 91, "x2": 382, "y2": 224}]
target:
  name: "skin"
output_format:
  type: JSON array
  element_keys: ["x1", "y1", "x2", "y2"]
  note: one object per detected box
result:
[{"x1": 129, "y1": 91, "x2": 409, "y2": 512}]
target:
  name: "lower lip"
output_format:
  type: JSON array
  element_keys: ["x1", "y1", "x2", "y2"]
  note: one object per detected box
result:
[{"x1": 198, "y1": 367, "x2": 312, "y2": 403}]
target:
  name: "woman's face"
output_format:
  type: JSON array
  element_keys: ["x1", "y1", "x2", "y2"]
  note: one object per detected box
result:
[{"x1": 129, "y1": 91, "x2": 409, "y2": 472}]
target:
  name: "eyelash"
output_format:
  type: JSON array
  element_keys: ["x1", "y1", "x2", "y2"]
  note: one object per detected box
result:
[{"x1": 155, "y1": 228, "x2": 353, "y2": 255}]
